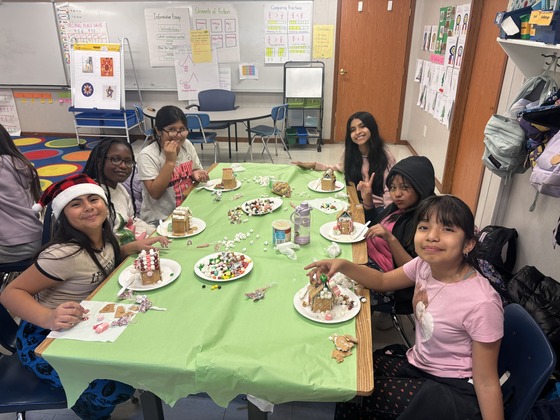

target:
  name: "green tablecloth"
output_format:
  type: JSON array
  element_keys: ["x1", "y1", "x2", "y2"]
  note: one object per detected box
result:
[{"x1": 42, "y1": 163, "x2": 359, "y2": 407}]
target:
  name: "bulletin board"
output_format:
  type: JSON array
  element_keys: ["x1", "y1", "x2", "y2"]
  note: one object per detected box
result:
[
  {"x1": 59, "y1": 1, "x2": 313, "y2": 92},
  {"x1": 0, "y1": 2, "x2": 68, "y2": 87}
]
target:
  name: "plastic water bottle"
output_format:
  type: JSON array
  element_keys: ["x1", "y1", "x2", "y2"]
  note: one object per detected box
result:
[{"x1": 291, "y1": 202, "x2": 311, "y2": 245}]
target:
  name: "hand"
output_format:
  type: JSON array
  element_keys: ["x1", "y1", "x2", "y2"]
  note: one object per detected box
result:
[
  {"x1": 135, "y1": 235, "x2": 170, "y2": 253},
  {"x1": 50, "y1": 301, "x2": 88, "y2": 331},
  {"x1": 304, "y1": 258, "x2": 345, "y2": 280},
  {"x1": 192, "y1": 170, "x2": 209, "y2": 183},
  {"x1": 356, "y1": 172, "x2": 375, "y2": 196},
  {"x1": 365, "y1": 223, "x2": 391, "y2": 241},
  {"x1": 291, "y1": 161, "x2": 315, "y2": 170},
  {"x1": 163, "y1": 139, "x2": 180, "y2": 163}
]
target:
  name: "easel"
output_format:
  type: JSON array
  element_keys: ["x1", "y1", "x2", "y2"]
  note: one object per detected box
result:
[{"x1": 68, "y1": 38, "x2": 142, "y2": 147}]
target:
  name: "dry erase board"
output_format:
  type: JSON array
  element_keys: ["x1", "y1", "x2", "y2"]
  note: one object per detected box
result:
[
  {"x1": 0, "y1": 2, "x2": 68, "y2": 87},
  {"x1": 61, "y1": 1, "x2": 311, "y2": 92}
]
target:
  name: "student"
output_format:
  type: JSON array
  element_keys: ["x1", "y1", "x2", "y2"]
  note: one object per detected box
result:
[
  {"x1": 292, "y1": 111, "x2": 395, "y2": 218},
  {"x1": 83, "y1": 138, "x2": 160, "y2": 245},
  {"x1": 0, "y1": 174, "x2": 167, "y2": 420},
  {"x1": 137, "y1": 105, "x2": 210, "y2": 225},
  {"x1": 0, "y1": 124, "x2": 43, "y2": 263},
  {"x1": 305, "y1": 195, "x2": 504, "y2": 419}
]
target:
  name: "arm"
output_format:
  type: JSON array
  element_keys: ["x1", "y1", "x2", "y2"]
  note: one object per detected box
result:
[
  {"x1": 120, "y1": 235, "x2": 170, "y2": 259},
  {"x1": 0, "y1": 265, "x2": 85, "y2": 331},
  {"x1": 365, "y1": 224, "x2": 413, "y2": 267},
  {"x1": 304, "y1": 259, "x2": 413, "y2": 292},
  {"x1": 142, "y1": 140, "x2": 180, "y2": 199},
  {"x1": 472, "y1": 340, "x2": 504, "y2": 420}
]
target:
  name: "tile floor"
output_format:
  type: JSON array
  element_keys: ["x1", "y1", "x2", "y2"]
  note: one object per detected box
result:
[{"x1": 0, "y1": 139, "x2": 413, "y2": 420}]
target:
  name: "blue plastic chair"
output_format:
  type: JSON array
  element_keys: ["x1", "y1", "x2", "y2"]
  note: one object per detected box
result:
[
  {"x1": 243, "y1": 104, "x2": 291, "y2": 163},
  {"x1": 188, "y1": 89, "x2": 238, "y2": 158},
  {"x1": 133, "y1": 104, "x2": 154, "y2": 149},
  {"x1": 499, "y1": 303, "x2": 556, "y2": 420},
  {"x1": 0, "y1": 302, "x2": 68, "y2": 417},
  {"x1": 185, "y1": 113, "x2": 219, "y2": 163}
]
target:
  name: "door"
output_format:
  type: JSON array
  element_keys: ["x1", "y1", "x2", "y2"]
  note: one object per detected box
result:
[{"x1": 333, "y1": 0, "x2": 414, "y2": 143}]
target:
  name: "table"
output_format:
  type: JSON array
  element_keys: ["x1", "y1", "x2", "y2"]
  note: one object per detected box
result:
[
  {"x1": 37, "y1": 163, "x2": 372, "y2": 419},
  {"x1": 144, "y1": 106, "x2": 272, "y2": 159}
]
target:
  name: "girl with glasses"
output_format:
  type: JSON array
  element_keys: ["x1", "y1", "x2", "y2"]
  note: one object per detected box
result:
[
  {"x1": 137, "y1": 105, "x2": 209, "y2": 225},
  {"x1": 83, "y1": 138, "x2": 167, "y2": 247}
]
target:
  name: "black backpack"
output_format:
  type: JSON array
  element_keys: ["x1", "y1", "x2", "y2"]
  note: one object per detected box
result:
[{"x1": 477, "y1": 225, "x2": 518, "y2": 277}]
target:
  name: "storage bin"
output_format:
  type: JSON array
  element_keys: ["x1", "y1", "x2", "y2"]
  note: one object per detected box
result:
[
  {"x1": 75, "y1": 112, "x2": 104, "y2": 127},
  {"x1": 303, "y1": 109, "x2": 320, "y2": 127},
  {"x1": 287, "y1": 109, "x2": 304, "y2": 127},
  {"x1": 534, "y1": 12, "x2": 560, "y2": 44},
  {"x1": 286, "y1": 128, "x2": 298, "y2": 145},
  {"x1": 304, "y1": 98, "x2": 321, "y2": 108},
  {"x1": 287, "y1": 98, "x2": 305, "y2": 108},
  {"x1": 102, "y1": 110, "x2": 138, "y2": 127},
  {"x1": 496, "y1": 6, "x2": 533, "y2": 39},
  {"x1": 296, "y1": 127, "x2": 308, "y2": 144}
]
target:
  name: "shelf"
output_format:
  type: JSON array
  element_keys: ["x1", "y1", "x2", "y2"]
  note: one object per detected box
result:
[{"x1": 497, "y1": 38, "x2": 560, "y2": 77}]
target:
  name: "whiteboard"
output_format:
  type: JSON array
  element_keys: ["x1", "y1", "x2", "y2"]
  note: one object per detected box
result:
[
  {"x1": 0, "y1": 2, "x2": 68, "y2": 87},
  {"x1": 62, "y1": 1, "x2": 310, "y2": 92},
  {"x1": 285, "y1": 66, "x2": 323, "y2": 98}
]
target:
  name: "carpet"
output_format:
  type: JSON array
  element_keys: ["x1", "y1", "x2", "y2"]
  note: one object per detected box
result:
[{"x1": 14, "y1": 136, "x2": 103, "y2": 190}]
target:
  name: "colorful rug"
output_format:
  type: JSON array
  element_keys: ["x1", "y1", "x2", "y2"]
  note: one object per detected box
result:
[{"x1": 14, "y1": 136, "x2": 103, "y2": 190}]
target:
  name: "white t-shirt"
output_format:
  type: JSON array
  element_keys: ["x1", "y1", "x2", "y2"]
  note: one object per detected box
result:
[
  {"x1": 35, "y1": 243, "x2": 116, "y2": 309},
  {"x1": 403, "y1": 257, "x2": 504, "y2": 378},
  {"x1": 137, "y1": 140, "x2": 203, "y2": 224}
]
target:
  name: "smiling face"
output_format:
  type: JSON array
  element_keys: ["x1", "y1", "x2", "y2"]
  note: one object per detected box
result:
[
  {"x1": 157, "y1": 119, "x2": 188, "y2": 148},
  {"x1": 103, "y1": 143, "x2": 133, "y2": 188},
  {"x1": 414, "y1": 211, "x2": 474, "y2": 269},
  {"x1": 349, "y1": 118, "x2": 371, "y2": 148},
  {"x1": 389, "y1": 174, "x2": 419, "y2": 210},
  {"x1": 63, "y1": 194, "x2": 108, "y2": 236}
]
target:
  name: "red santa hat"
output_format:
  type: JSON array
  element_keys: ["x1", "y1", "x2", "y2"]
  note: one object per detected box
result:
[{"x1": 32, "y1": 173, "x2": 107, "y2": 219}]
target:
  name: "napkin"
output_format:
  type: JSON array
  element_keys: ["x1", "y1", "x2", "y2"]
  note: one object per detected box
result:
[
  {"x1": 307, "y1": 198, "x2": 348, "y2": 214},
  {"x1": 47, "y1": 300, "x2": 138, "y2": 342}
]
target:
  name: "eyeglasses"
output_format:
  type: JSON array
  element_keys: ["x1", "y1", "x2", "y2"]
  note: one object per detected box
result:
[
  {"x1": 106, "y1": 157, "x2": 135, "y2": 168},
  {"x1": 161, "y1": 127, "x2": 188, "y2": 138}
]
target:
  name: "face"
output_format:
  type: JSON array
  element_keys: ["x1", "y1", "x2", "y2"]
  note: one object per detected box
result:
[
  {"x1": 414, "y1": 211, "x2": 474, "y2": 267},
  {"x1": 63, "y1": 194, "x2": 108, "y2": 235},
  {"x1": 158, "y1": 119, "x2": 189, "y2": 147},
  {"x1": 103, "y1": 143, "x2": 134, "y2": 188},
  {"x1": 389, "y1": 175, "x2": 419, "y2": 210},
  {"x1": 349, "y1": 118, "x2": 371, "y2": 147}
]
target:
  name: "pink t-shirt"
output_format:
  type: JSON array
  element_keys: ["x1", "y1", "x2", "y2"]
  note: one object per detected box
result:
[
  {"x1": 366, "y1": 211, "x2": 401, "y2": 271},
  {"x1": 403, "y1": 257, "x2": 504, "y2": 379}
]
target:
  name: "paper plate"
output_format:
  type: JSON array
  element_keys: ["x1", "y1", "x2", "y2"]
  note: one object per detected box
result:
[
  {"x1": 203, "y1": 179, "x2": 241, "y2": 192},
  {"x1": 307, "y1": 180, "x2": 345, "y2": 193},
  {"x1": 293, "y1": 285, "x2": 361, "y2": 324},
  {"x1": 319, "y1": 221, "x2": 367, "y2": 243},
  {"x1": 194, "y1": 252, "x2": 253, "y2": 282},
  {"x1": 156, "y1": 218, "x2": 206, "y2": 238},
  {"x1": 241, "y1": 197, "x2": 283, "y2": 215},
  {"x1": 118, "y1": 259, "x2": 181, "y2": 291}
]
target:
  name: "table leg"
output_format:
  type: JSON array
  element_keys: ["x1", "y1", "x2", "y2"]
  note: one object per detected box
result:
[
  {"x1": 247, "y1": 399, "x2": 269, "y2": 420},
  {"x1": 140, "y1": 390, "x2": 164, "y2": 420}
]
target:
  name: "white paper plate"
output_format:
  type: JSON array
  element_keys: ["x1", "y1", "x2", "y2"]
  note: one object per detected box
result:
[
  {"x1": 293, "y1": 285, "x2": 361, "y2": 324},
  {"x1": 307, "y1": 180, "x2": 345, "y2": 193},
  {"x1": 241, "y1": 197, "x2": 283, "y2": 216},
  {"x1": 156, "y1": 218, "x2": 206, "y2": 238},
  {"x1": 194, "y1": 252, "x2": 253, "y2": 282},
  {"x1": 118, "y1": 259, "x2": 181, "y2": 291},
  {"x1": 202, "y1": 179, "x2": 242, "y2": 192},
  {"x1": 319, "y1": 221, "x2": 367, "y2": 243},
  {"x1": 307, "y1": 198, "x2": 348, "y2": 214}
]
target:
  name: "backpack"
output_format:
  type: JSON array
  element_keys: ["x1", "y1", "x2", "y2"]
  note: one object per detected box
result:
[
  {"x1": 529, "y1": 130, "x2": 560, "y2": 210},
  {"x1": 482, "y1": 75, "x2": 558, "y2": 179},
  {"x1": 477, "y1": 225, "x2": 518, "y2": 276}
]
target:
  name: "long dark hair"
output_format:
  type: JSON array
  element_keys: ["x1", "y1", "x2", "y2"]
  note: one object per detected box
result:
[
  {"x1": 414, "y1": 195, "x2": 479, "y2": 267},
  {"x1": 83, "y1": 138, "x2": 137, "y2": 220},
  {"x1": 0, "y1": 124, "x2": 42, "y2": 202},
  {"x1": 343, "y1": 111, "x2": 389, "y2": 197},
  {"x1": 38, "y1": 203, "x2": 122, "y2": 277},
  {"x1": 151, "y1": 105, "x2": 188, "y2": 152}
]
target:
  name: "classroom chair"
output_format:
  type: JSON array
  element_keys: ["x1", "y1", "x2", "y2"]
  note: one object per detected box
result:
[
  {"x1": 0, "y1": 302, "x2": 68, "y2": 418},
  {"x1": 371, "y1": 286, "x2": 415, "y2": 348},
  {"x1": 187, "y1": 89, "x2": 238, "y2": 158},
  {"x1": 499, "y1": 303, "x2": 556, "y2": 420},
  {"x1": 133, "y1": 104, "x2": 154, "y2": 148},
  {"x1": 243, "y1": 104, "x2": 291, "y2": 163},
  {"x1": 185, "y1": 113, "x2": 219, "y2": 163}
]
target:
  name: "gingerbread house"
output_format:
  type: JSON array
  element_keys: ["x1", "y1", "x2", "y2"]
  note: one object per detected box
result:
[
  {"x1": 222, "y1": 167, "x2": 237, "y2": 190},
  {"x1": 321, "y1": 168, "x2": 337, "y2": 191},
  {"x1": 336, "y1": 210, "x2": 354, "y2": 235},
  {"x1": 171, "y1": 207, "x2": 192, "y2": 235},
  {"x1": 135, "y1": 249, "x2": 161, "y2": 285},
  {"x1": 307, "y1": 282, "x2": 334, "y2": 312}
]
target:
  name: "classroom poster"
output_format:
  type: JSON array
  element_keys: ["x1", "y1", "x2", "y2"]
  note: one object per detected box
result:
[
  {"x1": 455, "y1": 36, "x2": 466, "y2": 69},
  {"x1": 191, "y1": 30, "x2": 213, "y2": 63},
  {"x1": 239, "y1": 63, "x2": 258, "y2": 80},
  {"x1": 0, "y1": 89, "x2": 21, "y2": 136},
  {"x1": 313, "y1": 25, "x2": 334, "y2": 59},
  {"x1": 429, "y1": 25, "x2": 438, "y2": 52},
  {"x1": 414, "y1": 59, "x2": 424, "y2": 82},
  {"x1": 454, "y1": 3, "x2": 471, "y2": 37},
  {"x1": 192, "y1": 4, "x2": 240, "y2": 63},
  {"x1": 422, "y1": 26, "x2": 431, "y2": 51},
  {"x1": 219, "y1": 67, "x2": 232, "y2": 90},
  {"x1": 144, "y1": 8, "x2": 191, "y2": 67},
  {"x1": 435, "y1": 6, "x2": 455, "y2": 56},
  {"x1": 264, "y1": 3, "x2": 312, "y2": 63},
  {"x1": 71, "y1": 43, "x2": 122, "y2": 110},
  {"x1": 444, "y1": 36, "x2": 458, "y2": 68},
  {"x1": 173, "y1": 44, "x2": 219, "y2": 101}
]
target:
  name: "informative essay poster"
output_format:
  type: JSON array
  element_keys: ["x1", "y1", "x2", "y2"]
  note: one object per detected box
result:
[
  {"x1": 264, "y1": 3, "x2": 312, "y2": 63},
  {"x1": 144, "y1": 8, "x2": 191, "y2": 67}
]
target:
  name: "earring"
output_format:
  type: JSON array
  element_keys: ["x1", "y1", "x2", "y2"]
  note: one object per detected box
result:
[{"x1": 463, "y1": 251, "x2": 469, "y2": 259}]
